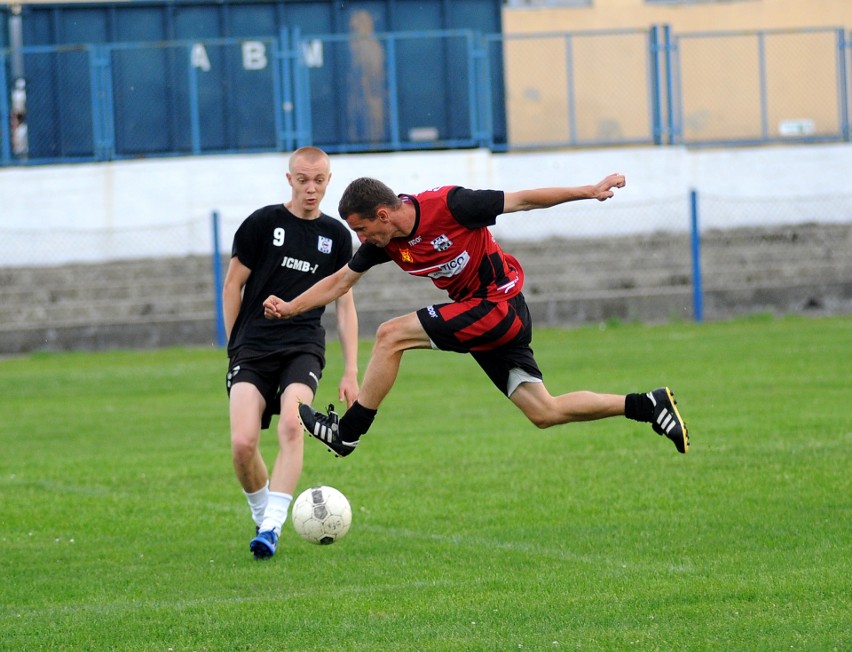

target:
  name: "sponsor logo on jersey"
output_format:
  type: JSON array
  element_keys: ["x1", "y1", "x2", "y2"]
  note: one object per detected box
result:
[
  {"x1": 431, "y1": 234, "x2": 452, "y2": 252},
  {"x1": 317, "y1": 236, "x2": 332, "y2": 254},
  {"x1": 424, "y1": 251, "x2": 470, "y2": 279},
  {"x1": 407, "y1": 235, "x2": 422, "y2": 246},
  {"x1": 281, "y1": 256, "x2": 320, "y2": 274},
  {"x1": 426, "y1": 305, "x2": 438, "y2": 318},
  {"x1": 400, "y1": 249, "x2": 414, "y2": 263}
]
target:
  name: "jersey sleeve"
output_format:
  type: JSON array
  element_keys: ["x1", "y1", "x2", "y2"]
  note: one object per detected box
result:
[
  {"x1": 446, "y1": 187, "x2": 505, "y2": 229},
  {"x1": 231, "y1": 211, "x2": 263, "y2": 270},
  {"x1": 349, "y1": 243, "x2": 391, "y2": 273}
]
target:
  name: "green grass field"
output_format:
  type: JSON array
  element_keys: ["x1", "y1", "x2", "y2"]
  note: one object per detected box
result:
[{"x1": 1, "y1": 315, "x2": 849, "y2": 651}]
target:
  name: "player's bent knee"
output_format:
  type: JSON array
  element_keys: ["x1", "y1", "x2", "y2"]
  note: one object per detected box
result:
[
  {"x1": 374, "y1": 319, "x2": 397, "y2": 342},
  {"x1": 520, "y1": 407, "x2": 556, "y2": 429},
  {"x1": 231, "y1": 433, "x2": 257, "y2": 461},
  {"x1": 374, "y1": 319, "x2": 408, "y2": 350},
  {"x1": 278, "y1": 413, "x2": 304, "y2": 442}
]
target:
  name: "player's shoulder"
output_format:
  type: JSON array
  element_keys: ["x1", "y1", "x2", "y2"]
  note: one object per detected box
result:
[
  {"x1": 244, "y1": 203, "x2": 285, "y2": 224},
  {"x1": 413, "y1": 185, "x2": 458, "y2": 201}
]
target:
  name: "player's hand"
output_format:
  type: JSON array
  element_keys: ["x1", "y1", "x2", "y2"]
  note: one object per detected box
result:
[
  {"x1": 338, "y1": 373, "x2": 359, "y2": 409},
  {"x1": 593, "y1": 173, "x2": 626, "y2": 201},
  {"x1": 263, "y1": 295, "x2": 292, "y2": 320}
]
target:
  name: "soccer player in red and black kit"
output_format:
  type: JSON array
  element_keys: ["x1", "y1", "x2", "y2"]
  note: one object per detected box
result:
[
  {"x1": 263, "y1": 173, "x2": 689, "y2": 458},
  {"x1": 224, "y1": 147, "x2": 359, "y2": 559}
]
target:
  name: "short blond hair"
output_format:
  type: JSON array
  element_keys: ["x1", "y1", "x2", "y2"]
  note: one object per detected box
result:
[{"x1": 289, "y1": 146, "x2": 329, "y2": 172}]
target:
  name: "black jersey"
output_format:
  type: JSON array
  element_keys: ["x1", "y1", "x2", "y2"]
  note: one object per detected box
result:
[{"x1": 227, "y1": 204, "x2": 353, "y2": 358}]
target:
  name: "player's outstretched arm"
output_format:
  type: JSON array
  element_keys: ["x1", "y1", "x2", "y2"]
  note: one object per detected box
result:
[
  {"x1": 263, "y1": 264, "x2": 363, "y2": 320},
  {"x1": 502, "y1": 173, "x2": 626, "y2": 213},
  {"x1": 334, "y1": 289, "x2": 360, "y2": 408}
]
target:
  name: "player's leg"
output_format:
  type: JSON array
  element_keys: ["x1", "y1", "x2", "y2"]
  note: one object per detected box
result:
[
  {"x1": 228, "y1": 381, "x2": 269, "y2": 527},
  {"x1": 470, "y1": 346, "x2": 622, "y2": 425},
  {"x1": 510, "y1": 382, "x2": 625, "y2": 428},
  {"x1": 466, "y1": 300, "x2": 690, "y2": 453},
  {"x1": 269, "y1": 383, "x2": 312, "y2": 497},
  {"x1": 299, "y1": 312, "x2": 431, "y2": 456},
  {"x1": 251, "y1": 384, "x2": 313, "y2": 559},
  {"x1": 511, "y1": 383, "x2": 688, "y2": 452},
  {"x1": 358, "y1": 312, "x2": 432, "y2": 408},
  {"x1": 253, "y1": 353, "x2": 323, "y2": 558},
  {"x1": 255, "y1": 383, "x2": 312, "y2": 539}
]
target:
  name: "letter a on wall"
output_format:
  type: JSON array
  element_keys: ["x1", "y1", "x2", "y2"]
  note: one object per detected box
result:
[{"x1": 191, "y1": 43, "x2": 212, "y2": 72}]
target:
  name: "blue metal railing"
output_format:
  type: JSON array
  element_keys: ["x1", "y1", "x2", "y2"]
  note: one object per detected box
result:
[{"x1": 2, "y1": 25, "x2": 850, "y2": 166}]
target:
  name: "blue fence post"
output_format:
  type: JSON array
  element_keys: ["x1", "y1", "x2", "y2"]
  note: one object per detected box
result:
[
  {"x1": 211, "y1": 210, "x2": 227, "y2": 347},
  {"x1": 187, "y1": 43, "x2": 202, "y2": 155},
  {"x1": 838, "y1": 29, "x2": 850, "y2": 142},
  {"x1": 690, "y1": 189, "x2": 704, "y2": 323},
  {"x1": 649, "y1": 25, "x2": 663, "y2": 145},
  {"x1": 0, "y1": 53, "x2": 11, "y2": 164},
  {"x1": 662, "y1": 24, "x2": 676, "y2": 145}
]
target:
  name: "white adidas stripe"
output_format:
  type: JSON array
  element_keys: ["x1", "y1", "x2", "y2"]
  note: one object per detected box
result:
[{"x1": 657, "y1": 409, "x2": 677, "y2": 434}]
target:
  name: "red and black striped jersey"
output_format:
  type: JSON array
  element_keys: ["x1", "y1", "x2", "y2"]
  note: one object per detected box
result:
[{"x1": 349, "y1": 186, "x2": 524, "y2": 302}]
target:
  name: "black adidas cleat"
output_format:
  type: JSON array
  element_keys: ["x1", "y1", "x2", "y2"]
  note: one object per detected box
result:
[
  {"x1": 648, "y1": 387, "x2": 689, "y2": 454},
  {"x1": 298, "y1": 403, "x2": 359, "y2": 458}
]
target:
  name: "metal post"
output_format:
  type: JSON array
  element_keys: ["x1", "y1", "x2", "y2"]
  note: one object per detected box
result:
[
  {"x1": 837, "y1": 29, "x2": 850, "y2": 142},
  {"x1": 649, "y1": 25, "x2": 663, "y2": 146},
  {"x1": 8, "y1": 7, "x2": 24, "y2": 80},
  {"x1": 188, "y1": 43, "x2": 201, "y2": 155},
  {"x1": 690, "y1": 189, "x2": 704, "y2": 323},
  {"x1": 663, "y1": 24, "x2": 676, "y2": 145},
  {"x1": 211, "y1": 210, "x2": 227, "y2": 347}
]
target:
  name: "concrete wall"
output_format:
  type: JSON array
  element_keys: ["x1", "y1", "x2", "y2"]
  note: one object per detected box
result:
[
  {"x1": 501, "y1": 0, "x2": 852, "y2": 147},
  {"x1": 1, "y1": 221, "x2": 848, "y2": 354},
  {"x1": 2, "y1": 144, "x2": 851, "y2": 267},
  {"x1": 1, "y1": 145, "x2": 850, "y2": 354}
]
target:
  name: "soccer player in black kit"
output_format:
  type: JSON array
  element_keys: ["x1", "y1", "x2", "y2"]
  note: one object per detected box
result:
[
  {"x1": 224, "y1": 147, "x2": 359, "y2": 559},
  {"x1": 263, "y1": 172, "x2": 689, "y2": 461}
]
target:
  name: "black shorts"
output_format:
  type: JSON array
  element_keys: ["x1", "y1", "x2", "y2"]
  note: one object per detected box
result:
[
  {"x1": 226, "y1": 348, "x2": 324, "y2": 429},
  {"x1": 416, "y1": 293, "x2": 542, "y2": 397}
]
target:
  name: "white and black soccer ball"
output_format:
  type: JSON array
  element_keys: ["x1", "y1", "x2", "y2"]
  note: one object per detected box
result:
[{"x1": 291, "y1": 485, "x2": 352, "y2": 545}]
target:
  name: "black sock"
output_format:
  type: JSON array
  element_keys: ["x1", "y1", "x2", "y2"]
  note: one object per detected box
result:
[
  {"x1": 339, "y1": 401, "x2": 377, "y2": 440},
  {"x1": 624, "y1": 392, "x2": 654, "y2": 423}
]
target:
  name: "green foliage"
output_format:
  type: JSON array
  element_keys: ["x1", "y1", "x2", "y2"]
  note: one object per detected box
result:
[{"x1": 0, "y1": 316, "x2": 849, "y2": 651}]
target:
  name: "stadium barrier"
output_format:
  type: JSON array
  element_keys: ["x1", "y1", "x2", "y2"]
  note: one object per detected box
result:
[{"x1": 0, "y1": 190, "x2": 849, "y2": 354}]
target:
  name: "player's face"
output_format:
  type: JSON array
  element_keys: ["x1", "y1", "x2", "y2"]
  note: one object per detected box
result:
[
  {"x1": 287, "y1": 157, "x2": 331, "y2": 218},
  {"x1": 344, "y1": 213, "x2": 394, "y2": 247}
]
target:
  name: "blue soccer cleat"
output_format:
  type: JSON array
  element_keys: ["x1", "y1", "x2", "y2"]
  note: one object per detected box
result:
[{"x1": 250, "y1": 529, "x2": 278, "y2": 559}]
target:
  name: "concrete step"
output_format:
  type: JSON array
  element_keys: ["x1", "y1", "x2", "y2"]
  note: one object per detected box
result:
[{"x1": 0, "y1": 222, "x2": 849, "y2": 354}]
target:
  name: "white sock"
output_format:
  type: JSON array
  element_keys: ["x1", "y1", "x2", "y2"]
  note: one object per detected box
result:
[
  {"x1": 259, "y1": 491, "x2": 293, "y2": 537},
  {"x1": 244, "y1": 482, "x2": 269, "y2": 528}
]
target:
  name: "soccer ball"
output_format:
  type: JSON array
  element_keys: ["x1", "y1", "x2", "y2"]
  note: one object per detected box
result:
[{"x1": 291, "y1": 485, "x2": 352, "y2": 545}]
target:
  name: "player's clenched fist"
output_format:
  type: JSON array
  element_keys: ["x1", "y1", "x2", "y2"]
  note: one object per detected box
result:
[{"x1": 263, "y1": 295, "x2": 291, "y2": 320}]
